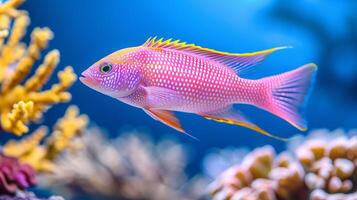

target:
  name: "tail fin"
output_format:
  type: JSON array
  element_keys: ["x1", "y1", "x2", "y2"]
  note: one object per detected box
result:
[{"x1": 260, "y1": 63, "x2": 317, "y2": 131}]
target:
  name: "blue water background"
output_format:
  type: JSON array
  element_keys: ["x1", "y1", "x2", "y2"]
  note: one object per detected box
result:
[{"x1": 18, "y1": 0, "x2": 357, "y2": 176}]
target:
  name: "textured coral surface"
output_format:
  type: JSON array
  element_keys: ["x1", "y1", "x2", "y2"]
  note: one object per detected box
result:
[
  {"x1": 208, "y1": 129, "x2": 357, "y2": 200},
  {"x1": 208, "y1": 146, "x2": 306, "y2": 200},
  {"x1": 295, "y1": 129, "x2": 357, "y2": 200}
]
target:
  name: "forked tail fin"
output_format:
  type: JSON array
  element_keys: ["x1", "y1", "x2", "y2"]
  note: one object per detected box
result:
[{"x1": 260, "y1": 63, "x2": 317, "y2": 130}]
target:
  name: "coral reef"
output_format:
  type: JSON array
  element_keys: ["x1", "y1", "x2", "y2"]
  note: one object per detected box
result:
[
  {"x1": 0, "y1": 0, "x2": 77, "y2": 136},
  {"x1": 39, "y1": 128, "x2": 207, "y2": 200},
  {"x1": 294, "y1": 129, "x2": 357, "y2": 200},
  {"x1": 0, "y1": 1, "x2": 88, "y2": 199},
  {"x1": 0, "y1": 1, "x2": 85, "y2": 200},
  {"x1": 3, "y1": 106, "x2": 88, "y2": 172},
  {"x1": 208, "y1": 129, "x2": 357, "y2": 200},
  {"x1": 0, "y1": 154, "x2": 36, "y2": 195},
  {"x1": 0, "y1": 104, "x2": 87, "y2": 199},
  {"x1": 208, "y1": 146, "x2": 306, "y2": 200},
  {"x1": 0, "y1": 105, "x2": 86, "y2": 199}
]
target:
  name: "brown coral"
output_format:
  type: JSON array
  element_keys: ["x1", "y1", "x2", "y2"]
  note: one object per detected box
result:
[
  {"x1": 208, "y1": 146, "x2": 306, "y2": 200},
  {"x1": 295, "y1": 129, "x2": 357, "y2": 199},
  {"x1": 2, "y1": 106, "x2": 89, "y2": 172},
  {"x1": 0, "y1": 0, "x2": 77, "y2": 136},
  {"x1": 207, "y1": 129, "x2": 357, "y2": 200}
]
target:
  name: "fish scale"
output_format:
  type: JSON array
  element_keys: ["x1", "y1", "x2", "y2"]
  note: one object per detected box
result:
[
  {"x1": 138, "y1": 49, "x2": 242, "y2": 112},
  {"x1": 80, "y1": 37, "x2": 317, "y2": 140}
]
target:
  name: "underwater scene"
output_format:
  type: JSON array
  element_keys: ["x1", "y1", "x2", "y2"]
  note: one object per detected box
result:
[{"x1": 0, "y1": 0, "x2": 356, "y2": 199}]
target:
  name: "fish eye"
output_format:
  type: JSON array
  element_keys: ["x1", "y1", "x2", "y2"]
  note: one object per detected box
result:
[{"x1": 100, "y1": 64, "x2": 113, "y2": 73}]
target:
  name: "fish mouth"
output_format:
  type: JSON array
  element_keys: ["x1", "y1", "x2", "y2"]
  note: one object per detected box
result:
[{"x1": 79, "y1": 72, "x2": 98, "y2": 86}]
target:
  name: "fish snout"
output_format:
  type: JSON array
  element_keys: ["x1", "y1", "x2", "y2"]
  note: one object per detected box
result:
[{"x1": 79, "y1": 70, "x2": 99, "y2": 86}]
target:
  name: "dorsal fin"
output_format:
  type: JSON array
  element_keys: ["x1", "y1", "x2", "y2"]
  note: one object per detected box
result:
[{"x1": 143, "y1": 37, "x2": 290, "y2": 75}]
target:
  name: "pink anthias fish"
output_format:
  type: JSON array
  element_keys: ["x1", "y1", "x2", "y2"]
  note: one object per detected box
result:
[{"x1": 80, "y1": 37, "x2": 317, "y2": 140}]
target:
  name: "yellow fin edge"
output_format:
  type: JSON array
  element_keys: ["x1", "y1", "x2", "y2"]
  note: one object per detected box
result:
[
  {"x1": 143, "y1": 37, "x2": 290, "y2": 57},
  {"x1": 204, "y1": 116, "x2": 294, "y2": 142}
]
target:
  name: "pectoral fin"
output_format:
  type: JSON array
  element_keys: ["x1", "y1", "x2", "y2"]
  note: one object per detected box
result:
[
  {"x1": 142, "y1": 86, "x2": 181, "y2": 107},
  {"x1": 200, "y1": 107, "x2": 290, "y2": 141}
]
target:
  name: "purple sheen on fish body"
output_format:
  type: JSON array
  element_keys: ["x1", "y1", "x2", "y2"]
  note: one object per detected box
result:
[{"x1": 80, "y1": 56, "x2": 142, "y2": 98}]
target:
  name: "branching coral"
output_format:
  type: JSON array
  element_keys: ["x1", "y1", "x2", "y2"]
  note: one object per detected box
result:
[
  {"x1": 2, "y1": 106, "x2": 89, "y2": 172},
  {"x1": 0, "y1": 1, "x2": 85, "y2": 199},
  {"x1": 207, "y1": 129, "x2": 357, "y2": 200},
  {"x1": 1, "y1": 101, "x2": 33, "y2": 136},
  {"x1": 39, "y1": 128, "x2": 207, "y2": 200},
  {"x1": 0, "y1": 0, "x2": 77, "y2": 136},
  {"x1": 0, "y1": 104, "x2": 87, "y2": 198}
]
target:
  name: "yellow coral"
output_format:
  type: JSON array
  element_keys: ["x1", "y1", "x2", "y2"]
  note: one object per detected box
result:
[
  {"x1": 0, "y1": 0, "x2": 77, "y2": 136},
  {"x1": 45, "y1": 105, "x2": 89, "y2": 161},
  {"x1": 0, "y1": 0, "x2": 24, "y2": 16},
  {"x1": 3, "y1": 126, "x2": 47, "y2": 157},
  {"x1": 3, "y1": 106, "x2": 89, "y2": 172},
  {"x1": 0, "y1": 101, "x2": 33, "y2": 136},
  {"x1": 0, "y1": 0, "x2": 88, "y2": 178}
]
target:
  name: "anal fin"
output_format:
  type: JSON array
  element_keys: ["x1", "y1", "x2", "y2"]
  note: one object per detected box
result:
[{"x1": 201, "y1": 107, "x2": 290, "y2": 141}]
